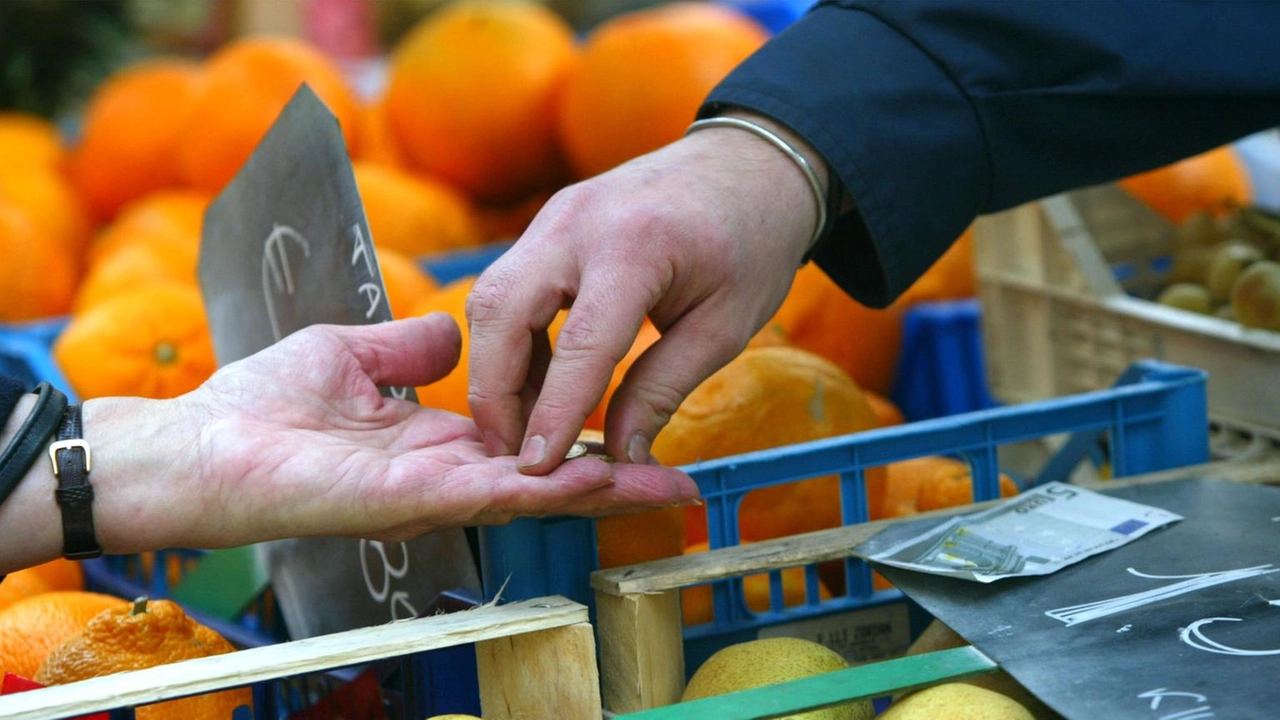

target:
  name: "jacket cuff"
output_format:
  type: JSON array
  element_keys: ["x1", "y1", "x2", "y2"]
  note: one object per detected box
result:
[{"x1": 700, "y1": 2, "x2": 987, "y2": 307}]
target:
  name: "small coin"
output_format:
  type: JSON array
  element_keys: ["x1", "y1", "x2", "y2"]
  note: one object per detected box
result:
[{"x1": 564, "y1": 441, "x2": 615, "y2": 463}]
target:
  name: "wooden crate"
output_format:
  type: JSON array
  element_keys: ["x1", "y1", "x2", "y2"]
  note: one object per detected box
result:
[
  {"x1": 0, "y1": 595, "x2": 600, "y2": 720},
  {"x1": 975, "y1": 184, "x2": 1280, "y2": 456}
]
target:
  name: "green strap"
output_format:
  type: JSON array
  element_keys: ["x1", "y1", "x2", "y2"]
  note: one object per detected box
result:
[{"x1": 615, "y1": 646, "x2": 999, "y2": 720}]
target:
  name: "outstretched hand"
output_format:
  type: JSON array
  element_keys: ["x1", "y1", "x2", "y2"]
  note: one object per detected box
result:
[
  {"x1": 176, "y1": 314, "x2": 699, "y2": 549},
  {"x1": 466, "y1": 112, "x2": 825, "y2": 474}
]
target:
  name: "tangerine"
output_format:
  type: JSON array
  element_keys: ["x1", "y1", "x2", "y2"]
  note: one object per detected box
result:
[
  {"x1": 0, "y1": 112, "x2": 65, "y2": 171},
  {"x1": 0, "y1": 591, "x2": 126, "y2": 680},
  {"x1": 354, "y1": 161, "x2": 483, "y2": 257},
  {"x1": 385, "y1": 0, "x2": 579, "y2": 203},
  {"x1": 53, "y1": 283, "x2": 217, "y2": 400},
  {"x1": 0, "y1": 200, "x2": 77, "y2": 322},
  {"x1": 650, "y1": 346, "x2": 884, "y2": 546},
  {"x1": 178, "y1": 36, "x2": 359, "y2": 193},
  {"x1": 1118, "y1": 144, "x2": 1252, "y2": 223},
  {"x1": 557, "y1": 2, "x2": 768, "y2": 179},
  {"x1": 69, "y1": 59, "x2": 204, "y2": 220},
  {"x1": 37, "y1": 597, "x2": 251, "y2": 720}
]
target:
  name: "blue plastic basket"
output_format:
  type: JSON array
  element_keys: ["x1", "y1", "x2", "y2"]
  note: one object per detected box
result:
[
  {"x1": 482, "y1": 359, "x2": 1209, "y2": 673},
  {"x1": 0, "y1": 317, "x2": 77, "y2": 402}
]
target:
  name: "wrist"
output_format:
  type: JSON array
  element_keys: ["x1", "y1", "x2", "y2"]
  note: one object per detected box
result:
[
  {"x1": 688, "y1": 109, "x2": 836, "y2": 263},
  {"x1": 81, "y1": 396, "x2": 205, "y2": 554}
]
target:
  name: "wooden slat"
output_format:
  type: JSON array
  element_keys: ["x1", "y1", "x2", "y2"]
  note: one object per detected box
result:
[
  {"x1": 613, "y1": 646, "x2": 998, "y2": 719},
  {"x1": 477, "y1": 621, "x2": 602, "y2": 719},
  {"x1": 0, "y1": 596, "x2": 586, "y2": 720},
  {"x1": 592, "y1": 458, "x2": 1279, "y2": 596},
  {"x1": 597, "y1": 590, "x2": 685, "y2": 713}
]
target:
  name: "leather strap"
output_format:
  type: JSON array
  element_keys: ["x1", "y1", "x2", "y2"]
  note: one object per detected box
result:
[
  {"x1": 0, "y1": 383, "x2": 67, "y2": 507},
  {"x1": 50, "y1": 404, "x2": 102, "y2": 560}
]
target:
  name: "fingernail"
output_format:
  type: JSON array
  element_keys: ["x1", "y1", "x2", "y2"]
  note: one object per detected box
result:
[
  {"x1": 627, "y1": 432, "x2": 650, "y2": 465},
  {"x1": 673, "y1": 497, "x2": 703, "y2": 507},
  {"x1": 518, "y1": 435, "x2": 546, "y2": 468},
  {"x1": 483, "y1": 430, "x2": 512, "y2": 457}
]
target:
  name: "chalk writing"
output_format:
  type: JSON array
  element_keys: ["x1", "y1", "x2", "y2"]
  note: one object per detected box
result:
[
  {"x1": 262, "y1": 224, "x2": 311, "y2": 342},
  {"x1": 1046, "y1": 564, "x2": 1279, "y2": 626},
  {"x1": 360, "y1": 539, "x2": 418, "y2": 622},
  {"x1": 349, "y1": 223, "x2": 410, "y2": 401},
  {"x1": 1138, "y1": 688, "x2": 1213, "y2": 719},
  {"x1": 1179, "y1": 617, "x2": 1280, "y2": 657}
]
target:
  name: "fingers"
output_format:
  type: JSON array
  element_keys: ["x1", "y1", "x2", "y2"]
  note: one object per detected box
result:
[
  {"x1": 328, "y1": 313, "x2": 463, "y2": 388},
  {"x1": 602, "y1": 304, "x2": 750, "y2": 464},
  {"x1": 515, "y1": 276, "x2": 651, "y2": 475},
  {"x1": 466, "y1": 247, "x2": 575, "y2": 457},
  {"x1": 478, "y1": 459, "x2": 701, "y2": 523}
]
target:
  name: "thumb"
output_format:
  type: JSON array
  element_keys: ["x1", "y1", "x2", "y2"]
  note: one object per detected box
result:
[
  {"x1": 328, "y1": 313, "x2": 462, "y2": 388},
  {"x1": 602, "y1": 313, "x2": 746, "y2": 464}
]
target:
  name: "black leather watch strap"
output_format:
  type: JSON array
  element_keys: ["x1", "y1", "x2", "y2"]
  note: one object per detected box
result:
[
  {"x1": 0, "y1": 383, "x2": 67, "y2": 507},
  {"x1": 50, "y1": 403, "x2": 102, "y2": 560}
]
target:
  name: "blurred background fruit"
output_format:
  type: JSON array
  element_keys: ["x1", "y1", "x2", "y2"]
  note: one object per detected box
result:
[
  {"x1": 385, "y1": 0, "x2": 578, "y2": 204},
  {"x1": 69, "y1": 59, "x2": 203, "y2": 221},
  {"x1": 556, "y1": 1, "x2": 769, "y2": 180},
  {"x1": 178, "y1": 35, "x2": 359, "y2": 193}
]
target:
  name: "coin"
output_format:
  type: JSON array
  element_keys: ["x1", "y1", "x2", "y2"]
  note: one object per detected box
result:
[{"x1": 564, "y1": 441, "x2": 615, "y2": 463}]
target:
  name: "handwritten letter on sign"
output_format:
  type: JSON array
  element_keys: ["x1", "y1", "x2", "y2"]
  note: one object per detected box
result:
[{"x1": 198, "y1": 85, "x2": 480, "y2": 639}]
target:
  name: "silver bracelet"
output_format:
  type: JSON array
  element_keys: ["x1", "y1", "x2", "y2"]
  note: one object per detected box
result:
[{"x1": 685, "y1": 116, "x2": 828, "y2": 251}]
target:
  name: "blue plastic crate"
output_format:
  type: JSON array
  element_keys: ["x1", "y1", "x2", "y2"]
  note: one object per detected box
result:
[
  {"x1": 0, "y1": 317, "x2": 77, "y2": 402},
  {"x1": 481, "y1": 360, "x2": 1209, "y2": 672}
]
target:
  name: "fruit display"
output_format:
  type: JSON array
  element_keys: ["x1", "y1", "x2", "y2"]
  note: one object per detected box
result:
[
  {"x1": 4, "y1": 1, "x2": 1259, "y2": 717},
  {"x1": 1152, "y1": 205, "x2": 1280, "y2": 330}
]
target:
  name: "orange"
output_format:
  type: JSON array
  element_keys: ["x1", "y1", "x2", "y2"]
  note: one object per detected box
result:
[
  {"x1": 24, "y1": 559, "x2": 85, "y2": 593},
  {"x1": 354, "y1": 161, "x2": 484, "y2": 256},
  {"x1": 53, "y1": 283, "x2": 217, "y2": 400},
  {"x1": 879, "y1": 456, "x2": 1020, "y2": 520},
  {"x1": 0, "y1": 112, "x2": 65, "y2": 170},
  {"x1": 178, "y1": 36, "x2": 359, "y2": 193},
  {"x1": 590, "y1": 424, "x2": 686, "y2": 570},
  {"x1": 651, "y1": 345, "x2": 885, "y2": 547},
  {"x1": 1118, "y1": 144, "x2": 1252, "y2": 224},
  {"x1": 378, "y1": 247, "x2": 440, "y2": 319},
  {"x1": 865, "y1": 391, "x2": 906, "y2": 428},
  {"x1": 69, "y1": 59, "x2": 204, "y2": 221},
  {"x1": 475, "y1": 188, "x2": 554, "y2": 243},
  {"x1": 37, "y1": 598, "x2": 252, "y2": 720},
  {"x1": 680, "y1": 541, "x2": 832, "y2": 625},
  {"x1": 86, "y1": 189, "x2": 210, "y2": 269},
  {"x1": 766, "y1": 262, "x2": 907, "y2": 395},
  {"x1": 385, "y1": 0, "x2": 579, "y2": 204},
  {"x1": 353, "y1": 95, "x2": 406, "y2": 168},
  {"x1": 0, "y1": 165, "x2": 94, "y2": 261},
  {"x1": 557, "y1": 2, "x2": 768, "y2": 180},
  {"x1": 0, "y1": 591, "x2": 126, "y2": 680},
  {"x1": 0, "y1": 572, "x2": 52, "y2": 614},
  {"x1": 583, "y1": 319, "x2": 662, "y2": 432},
  {"x1": 411, "y1": 276, "x2": 477, "y2": 416},
  {"x1": 75, "y1": 233, "x2": 200, "y2": 312},
  {"x1": 0, "y1": 200, "x2": 77, "y2": 322},
  {"x1": 898, "y1": 227, "x2": 977, "y2": 305}
]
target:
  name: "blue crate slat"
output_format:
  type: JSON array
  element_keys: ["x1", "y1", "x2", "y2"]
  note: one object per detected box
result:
[
  {"x1": 891, "y1": 299, "x2": 998, "y2": 422},
  {"x1": 480, "y1": 359, "x2": 1209, "y2": 681}
]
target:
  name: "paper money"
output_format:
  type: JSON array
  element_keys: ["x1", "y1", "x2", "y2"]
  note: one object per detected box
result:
[{"x1": 857, "y1": 482, "x2": 1183, "y2": 583}]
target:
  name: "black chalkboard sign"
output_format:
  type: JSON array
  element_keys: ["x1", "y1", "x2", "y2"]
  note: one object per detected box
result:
[
  {"x1": 878, "y1": 478, "x2": 1280, "y2": 719},
  {"x1": 198, "y1": 85, "x2": 482, "y2": 639}
]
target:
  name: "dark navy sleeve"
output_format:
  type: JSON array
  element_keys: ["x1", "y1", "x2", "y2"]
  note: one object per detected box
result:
[{"x1": 701, "y1": 0, "x2": 1280, "y2": 307}]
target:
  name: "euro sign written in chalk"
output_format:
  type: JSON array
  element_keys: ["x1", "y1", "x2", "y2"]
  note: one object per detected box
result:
[{"x1": 198, "y1": 84, "x2": 481, "y2": 639}]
